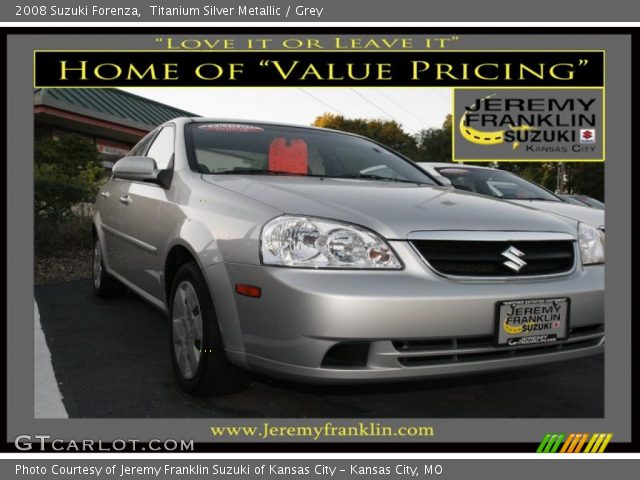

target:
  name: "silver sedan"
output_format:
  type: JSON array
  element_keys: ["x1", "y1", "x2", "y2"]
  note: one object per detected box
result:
[{"x1": 93, "y1": 118, "x2": 604, "y2": 395}]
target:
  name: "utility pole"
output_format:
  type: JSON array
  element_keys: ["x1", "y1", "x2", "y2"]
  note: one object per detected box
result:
[{"x1": 556, "y1": 163, "x2": 566, "y2": 194}]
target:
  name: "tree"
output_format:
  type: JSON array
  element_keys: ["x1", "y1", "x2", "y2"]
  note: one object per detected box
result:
[
  {"x1": 312, "y1": 113, "x2": 418, "y2": 159},
  {"x1": 34, "y1": 133, "x2": 104, "y2": 220},
  {"x1": 494, "y1": 162, "x2": 603, "y2": 199},
  {"x1": 415, "y1": 114, "x2": 452, "y2": 163},
  {"x1": 563, "y1": 163, "x2": 604, "y2": 201}
]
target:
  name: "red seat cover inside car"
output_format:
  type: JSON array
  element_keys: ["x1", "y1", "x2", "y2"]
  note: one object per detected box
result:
[{"x1": 269, "y1": 138, "x2": 308, "y2": 174}]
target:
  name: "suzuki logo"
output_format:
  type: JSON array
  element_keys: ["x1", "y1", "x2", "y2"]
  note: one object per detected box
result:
[{"x1": 502, "y1": 246, "x2": 527, "y2": 272}]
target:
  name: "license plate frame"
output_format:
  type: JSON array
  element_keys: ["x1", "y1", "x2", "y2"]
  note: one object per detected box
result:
[{"x1": 495, "y1": 297, "x2": 570, "y2": 347}]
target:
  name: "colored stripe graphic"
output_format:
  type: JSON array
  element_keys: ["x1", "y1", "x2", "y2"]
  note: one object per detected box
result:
[
  {"x1": 536, "y1": 434, "x2": 551, "y2": 453},
  {"x1": 584, "y1": 433, "x2": 599, "y2": 453},
  {"x1": 559, "y1": 433, "x2": 587, "y2": 453},
  {"x1": 597, "y1": 434, "x2": 613, "y2": 453},
  {"x1": 574, "y1": 433, "x2": 590, "y2": 453},
  {"x1": 538, "y1": 433, "x2": 612, "y2": 453},
  {"x1": 584, "y1": 433, "x2": 613, "y2": 453},
  {"x1": 559, "y1": 433, "x2": 576, "y2": 453},
  {"x1": 549, "y1": 434, "x2": 565, "y2": 453}
]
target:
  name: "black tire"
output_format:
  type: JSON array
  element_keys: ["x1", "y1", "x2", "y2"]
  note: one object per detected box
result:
[
  {"x1": 169, "y1": 261, "x2": 251, "y2": 396},
  {"x1": 92, "y1": 236, "x2": 125, "y2": 298}
]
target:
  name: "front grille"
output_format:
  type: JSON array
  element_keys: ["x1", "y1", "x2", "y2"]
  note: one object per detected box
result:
[
  {"x1": 411, "y1": 240, "x2": 575, "y2": 277},
  {"x1": 394, "y1": 324, "x2": 603, "y2": 367}
]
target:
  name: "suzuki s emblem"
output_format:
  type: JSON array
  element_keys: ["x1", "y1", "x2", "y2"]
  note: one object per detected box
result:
[{"x1": 502, "y1": 246, "x2": 527, "y2": 272}]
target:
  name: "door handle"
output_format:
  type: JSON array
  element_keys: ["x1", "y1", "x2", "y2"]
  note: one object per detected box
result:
[
  {"x1": 100, "y1": 191, "x2": 111, "y2": 198},
  {"x1": 119, "y1": 195, "x2": 132, "y2": 205}
]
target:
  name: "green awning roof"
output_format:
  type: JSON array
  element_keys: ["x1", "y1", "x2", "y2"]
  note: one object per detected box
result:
[{"x1": 34, "y1": 88, "x2": 198, "y2": 131}]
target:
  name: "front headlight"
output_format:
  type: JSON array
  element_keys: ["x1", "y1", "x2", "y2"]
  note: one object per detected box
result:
[
  {"x1": 578, "y1": 222, "x2": 605, "y2": 265},
  {"x1": 261, "y1": 215, "x2": 402, "y2": 269}
]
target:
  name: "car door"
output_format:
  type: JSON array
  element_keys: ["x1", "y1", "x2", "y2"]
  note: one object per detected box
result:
[
  {"x1": 109, "y1": 125, "x2": 176, "y2": 302},
  {"x1": 99, "y1": 130, "x2": 158, "y2": 281}
]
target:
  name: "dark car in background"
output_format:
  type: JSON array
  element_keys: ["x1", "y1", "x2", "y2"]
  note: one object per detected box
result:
[
  {"x1": 418, "y1": 162, "x2": 604, "y2": 231},
  {"x1": 560, "y1": 194, "x2": 605, "y2": 210}
]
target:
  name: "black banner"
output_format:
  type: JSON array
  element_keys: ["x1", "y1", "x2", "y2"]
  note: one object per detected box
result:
[{"x1": 34, "y1": 50, "x2": 604, "y2": 87}]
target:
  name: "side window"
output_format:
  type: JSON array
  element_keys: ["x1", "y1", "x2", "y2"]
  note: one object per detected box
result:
[
  {"x1": 145, "y1": 126, "x2": 175, "y2": 170},
  {"x1": 128, "y1": 131, "x2": 157, "y2": 157}
]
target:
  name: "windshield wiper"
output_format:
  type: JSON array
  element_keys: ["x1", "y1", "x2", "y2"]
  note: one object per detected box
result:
[
  {"x1": 211, "y1": 169, "x2": 306, "y2": 176},
  {"x1": 512, "y1": 197, "x2": 559, "y2": 201},
  {"x1": 329, "y1": 174, "x2": 429, "y2": 185},
  {"x1": 207, "y1": 169, "x2": 429, "y2": 184}
]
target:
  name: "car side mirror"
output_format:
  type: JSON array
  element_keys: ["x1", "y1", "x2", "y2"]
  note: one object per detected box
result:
[
  {"x1": 112, "y1": 156, "x2": 169, "y2": 187},
  {"x1": 433, "y1": 175, "x2": 453, "y2": 187}
]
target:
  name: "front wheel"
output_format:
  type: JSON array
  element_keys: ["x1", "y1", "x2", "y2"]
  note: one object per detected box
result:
[
  {"x1": 92, "y1": 237, "x2": 125, "y2": 298},
  {"x1": 169, "y1": 262, "x2": 251, "y2": 395}
]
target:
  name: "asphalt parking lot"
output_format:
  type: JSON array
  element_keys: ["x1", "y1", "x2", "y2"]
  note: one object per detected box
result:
[{"x1": 35, "y1": 279, "x2": 604, "y2": 418}]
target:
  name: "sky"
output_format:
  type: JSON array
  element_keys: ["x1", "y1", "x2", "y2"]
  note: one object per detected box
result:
[{"x1": 119, "y1": 87, "x2": 451, "y2": 135}]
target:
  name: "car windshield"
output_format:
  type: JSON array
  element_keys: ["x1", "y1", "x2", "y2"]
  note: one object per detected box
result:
[
  {"x1": 186, "y1": 123, "x2": 434, "y2": 185},
  {"x1": 435, "y1": 166, "x2": 561, "y2": 201}
]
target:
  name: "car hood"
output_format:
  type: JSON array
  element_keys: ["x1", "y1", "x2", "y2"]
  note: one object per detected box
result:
[
  {"x1": 202, "y1": 176, "x2": 577, "y2": 239},
  {"x1": 508, "y1": 200, "x2": 604, "y2": 229}
]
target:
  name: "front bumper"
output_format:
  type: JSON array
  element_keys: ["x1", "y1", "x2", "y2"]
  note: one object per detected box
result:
[{"x1": 206, "y1": 242, "x2": 604, "y2": 383}]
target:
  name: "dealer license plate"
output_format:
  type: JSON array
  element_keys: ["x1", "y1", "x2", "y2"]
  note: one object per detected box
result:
[{"x1": 496, "y1": 297, "x2": 569, "y2": 347}]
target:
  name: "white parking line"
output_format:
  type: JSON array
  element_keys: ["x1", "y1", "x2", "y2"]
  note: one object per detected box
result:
[{"x1": 34, "y1": 300, "x2": 68, "y2": 418}]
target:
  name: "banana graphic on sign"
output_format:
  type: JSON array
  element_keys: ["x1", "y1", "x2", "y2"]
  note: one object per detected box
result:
[
  {"x1": 503, "y1": 320, "x2": 523, "y2": 334},
  {"x1": 503, "y1": 319, "x2": 536, "y2": 335},
  {"x1": 459, "y1": 95, "x2": 538, "y2": 150}
]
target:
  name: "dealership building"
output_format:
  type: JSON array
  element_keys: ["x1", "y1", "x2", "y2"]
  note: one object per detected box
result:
[{"x1": 34, "y1": 88, "x2": 196, "y2": 167}]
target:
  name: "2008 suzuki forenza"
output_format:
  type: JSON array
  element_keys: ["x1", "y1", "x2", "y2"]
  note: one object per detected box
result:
[{"x1": 93, "y1": 118, "x2": 604, "y2": 395}]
